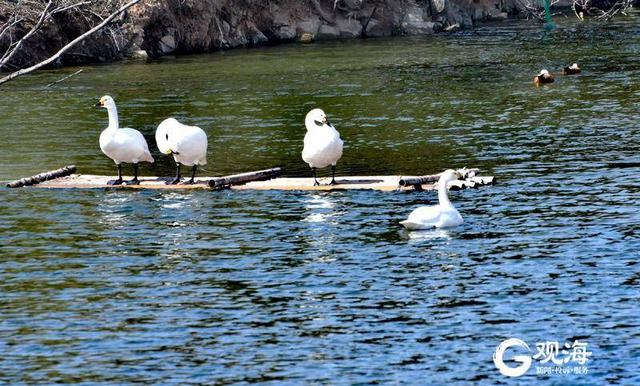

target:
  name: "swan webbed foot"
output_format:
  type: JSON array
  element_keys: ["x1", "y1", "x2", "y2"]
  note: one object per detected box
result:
[
  {"x1": 108, "y1": 178, "x2": 123, "y2": 186},
  {"x1": 313, "y1": 180, "x2": 320, "y2": 186},
  {"x1": 329, "y1": 178, "x2": 338, "y2": 186},
  {"x1": 126, "y1": 178, "x2": 140, "y2": 186},
  {"x1": 166, "y1": 177, "x2": 181, "y2": 185},
  {"x1": 181, "y1": 178, "x2": 195, "y2": 185}
]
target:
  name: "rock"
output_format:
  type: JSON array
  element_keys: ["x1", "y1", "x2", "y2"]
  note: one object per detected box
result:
[
  {"x1": 274, "y1": 25, "x2": 296, "y2": 41},
  {"x1": 431, "y1": 0, "x2": 447, "y2": 14},
  {"x1": 297, "y1": 18, "x2": 321, "y2": 36},
  {"x1": 159, "y1": 34, "x2": 176, "y2": 54},
  {"x1": 248, "y1": 25, "x2": 268, "y2": 45},
  {"x1": 317, "y1": 24, "x2": 340, "y2": 39},
  {"x1": 130, "y1": 49, "x2": 148, "y2": 60},
  {"x1": 335, "y1": 17, "x2": 362, "y2": 38},
  {"x1": 401, "y1": 7, "x2": 436, "y2": 35},
  {"x1": 488, "y1": 11, "x2": 509, "y2": 20},
  {"x1": 299, "y1": 32, "x2": 314, "y2": 43},
  {"x1": 444, "y1": 23, "x2": 461, "y2": 32},
  {"x1": 365, "y1": 19, "x2": 393, "y2": 37}
]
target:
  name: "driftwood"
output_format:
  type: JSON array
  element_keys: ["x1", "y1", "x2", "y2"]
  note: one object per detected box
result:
[
  {"x1": 208, "y1": 167, "x2": 283, "y2": 190},
  {"x1": 6, "y1": 165, "x2": 76, "y2": 188},
  {"x1": 399, "y1": 168, "x2": 479, "y2": 187}
]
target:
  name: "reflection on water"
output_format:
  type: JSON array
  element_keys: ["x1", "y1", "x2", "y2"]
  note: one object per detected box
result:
[{"x1": 1, "y1": 15, "x2": 640, "y2": 385}]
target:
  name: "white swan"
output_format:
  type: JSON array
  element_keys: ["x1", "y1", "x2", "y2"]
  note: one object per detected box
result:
[
  {"x1": 155, "y1": 118, "x2": 208, "y2": 184},
  {"x1": 400, "y1": 170, "x2": 464, "y2": 229},
  {"x1": 96, "y1": 95, "x2": 154, "y2": 185},
  {"x1": 302, "y1": 108, "x2": 344, "y2": 185}
]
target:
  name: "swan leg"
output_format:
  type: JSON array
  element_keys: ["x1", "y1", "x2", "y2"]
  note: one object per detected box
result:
[
  {"x1": 183, "y1": 165, "x2": 197, "y2": 185},
  {"x1": 329, "y1": 165, "x2": 337, "y2": 185},
  {"x1": 167, "y1": 163, "x2": 181, "y2": 185},
  {"x1": 109, "y1": 164, "x2": 123, "y2": 185},
  {"x1": 127, "y1": 163, "x2": 140, "y2": 185},
  {"x1": 312, "y1": 168, "x2": 319, "y2": 186}
]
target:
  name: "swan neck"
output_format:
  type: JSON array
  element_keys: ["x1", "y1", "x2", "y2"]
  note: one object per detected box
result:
[
  {"x1": 438, "y1": 180, "x2": 452, "y2": 207},
  {"x1": 106, "y1": 106, "x2": 119, "y2": 130}
]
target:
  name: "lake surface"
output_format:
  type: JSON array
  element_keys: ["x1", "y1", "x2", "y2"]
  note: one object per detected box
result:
[{"x1": 1, "y1": 15, "x2": 639, "y2": 384}]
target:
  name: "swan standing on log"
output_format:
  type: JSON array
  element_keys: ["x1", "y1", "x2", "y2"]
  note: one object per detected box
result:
[
  {"x1": 302, "y1": 108, "x2": 344, "y2": 186},
  {"x1": 400, "y1": 170, "x2": 464, "y2": 229},
  {"x1": 96, "y1": 95, "x2": 154, "y2": 185},
  {"x1": 155, "y1": 118, "x2": 208, "y2": 184}
]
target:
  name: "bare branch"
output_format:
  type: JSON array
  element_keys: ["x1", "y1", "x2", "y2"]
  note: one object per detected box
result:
[
  {"x1": 0, "y1": 0, "x2": 53, "y2": 71},
  {"x1": 46, "y1": 68, "x2": 83, "y2": 87},
  {"x1": 0, "y1": 0, "x2": 142, "y2": 86}
]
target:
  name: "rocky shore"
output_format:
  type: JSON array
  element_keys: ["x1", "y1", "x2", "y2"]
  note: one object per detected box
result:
[{"x1": 2, "y1": 0, "x2": 532, "y2": 70}]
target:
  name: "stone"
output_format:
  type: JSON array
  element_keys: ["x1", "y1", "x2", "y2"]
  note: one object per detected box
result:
[
  {"x1": 274, "y1": 25, "x2": 296, "y2": 41},
  {"x1": 130, "y1": 49, "x2": 149, "y2": 60},
  {"x1": 401, "y1": 7, "x2": 436, "y2": 35},
  {"x1": 317, "y1": 24, "x2": 340, "y2": 39},
  {"x1": 431, "y1": 0, "x2": 446, "y2": 14},
  {"x1": 247, "y1": 24, "x2": 268, "y2": 45},
  {"x1": 297, "y1": 18, "x2": 321, "y2": 36},
  {"x1": 159, "y1": 34, "x2": 176, "y2": 54},
  {"x1": 335, "y1": 17, "x2": 362, "y2": 38},
  {"x1": 299, "y1": 32, "x2": 314, "y2": 43},
  {"x1": 365, "y1": 19, "x2": 392, "y2": 37},
  {"x1": 444, "y1": 23, "x2": 460, "y2": 32}
]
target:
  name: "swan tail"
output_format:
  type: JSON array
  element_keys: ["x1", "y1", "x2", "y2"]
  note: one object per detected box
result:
[{"x1": 400, "y1": 220, "x2": 424, "y2": 230}]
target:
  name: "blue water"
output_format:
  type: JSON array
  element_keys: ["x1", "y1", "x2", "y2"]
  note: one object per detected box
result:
[{"x1": 1, "y1": 17, "x2": 640, "y2": 384}]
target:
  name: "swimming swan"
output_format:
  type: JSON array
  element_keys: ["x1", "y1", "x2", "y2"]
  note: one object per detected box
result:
[
  {"x1": 96, "y1": 95, "x2": 154, "y2": 185},
  {"x1": 155, "y1": 118, "x2": 208, "y2": 184},
  {"x1": 400, "y1": 170, "x2": 464, "y2": 230},
  {"x1": 302, "y1": 108, "x2": 344, "y2": 185}
]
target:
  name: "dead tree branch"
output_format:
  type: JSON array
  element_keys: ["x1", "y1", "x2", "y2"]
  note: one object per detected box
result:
[{"x1": 0, "y1": 0, "x2": 141, "y2": 86}]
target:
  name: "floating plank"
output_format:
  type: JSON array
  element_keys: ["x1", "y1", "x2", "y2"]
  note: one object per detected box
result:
[
  {"x1": 33, "y1": 167, "x2": 282, "y2": 190},
  {"x1": 20, "y1": 166, "x2": 494, "y2": 191}
]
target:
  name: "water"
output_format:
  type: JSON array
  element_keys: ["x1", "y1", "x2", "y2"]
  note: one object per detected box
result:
[{"x1": 1, "y1": 16, "x2": 640, "y2": 384}]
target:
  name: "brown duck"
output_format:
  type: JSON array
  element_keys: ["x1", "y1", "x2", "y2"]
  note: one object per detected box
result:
[
  {"x1": 563, "y1": 63, "x2": 582, "y2": 75},
  {"x1": 534, "y1": 69, "x2": 554, "y2": 86}
]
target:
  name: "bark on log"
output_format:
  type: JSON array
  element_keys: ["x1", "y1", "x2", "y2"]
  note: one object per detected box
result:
[
  {"x1": 208, "y1": 167, "x2": 282, "y2": 190},
  {"x1": 398, "y1": 174, "x2": 440, "y2": 187},
  {"x1": 7, "y1": 165, "x2": 77, "y2": 188}
]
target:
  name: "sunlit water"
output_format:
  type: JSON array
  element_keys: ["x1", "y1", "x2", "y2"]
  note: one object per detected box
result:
[{"x1": 1, "y1": 16, "x2": 639, "y2": 384}]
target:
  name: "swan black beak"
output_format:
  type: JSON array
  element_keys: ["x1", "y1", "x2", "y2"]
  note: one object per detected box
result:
[{"x1": 95, "y1": 102, "x2": 103, "y2": 107}]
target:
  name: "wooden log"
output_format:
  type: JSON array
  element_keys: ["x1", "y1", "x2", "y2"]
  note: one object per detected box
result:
[
  {"x1": 6, "y1": 165, "x2": 76, "y2": 188},
  {"x1": 398, "y1": 168, "x2": 481, "y2": 188},
  {"x1": 208, "y1": 167, "x2": 282, "y2": 190},
  {"x1": 398, "y1": 174, "x2": 440, "y2": 187}
]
